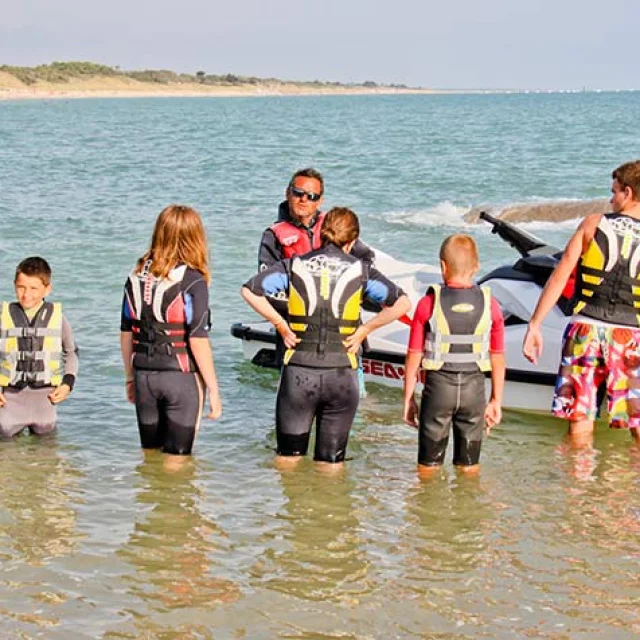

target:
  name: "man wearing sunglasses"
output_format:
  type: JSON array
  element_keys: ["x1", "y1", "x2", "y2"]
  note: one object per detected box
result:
[{"x1": 258, "y1": 167, "x2": 374, "y2": 271}]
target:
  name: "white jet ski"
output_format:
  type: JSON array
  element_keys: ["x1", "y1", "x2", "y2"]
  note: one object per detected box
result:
[{"x1": 231, "y1": 212, "x2": 572, "y2": 412}]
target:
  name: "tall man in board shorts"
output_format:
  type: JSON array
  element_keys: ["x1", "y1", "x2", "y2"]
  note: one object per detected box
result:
[{"x1": 523, "y1": 160, "x2": 640, "y2": 445}]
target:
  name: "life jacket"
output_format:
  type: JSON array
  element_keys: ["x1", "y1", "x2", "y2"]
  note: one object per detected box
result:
[
  {"x1": 422, "y1": 284, "x2": 492, "y2": 372},
  {"x1": 573, "y1": 213, "x2": 640, "y2": 326},
  {"x1": 124, "y1": 262, "x2": 196, "y2": 373},
  {"x1": 0, "y1": 301, "x2": 63, "y2": 388},
  {"x1": 284, "y1": 245, "x2": 364, "y2": 369},
  {"x1": 270, "y1": 212, "x2": 325, "y2": 259}
]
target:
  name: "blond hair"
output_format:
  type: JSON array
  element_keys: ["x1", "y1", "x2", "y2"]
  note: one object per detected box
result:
[
  {"x1": 439, "y1": 234, "x2": 479, "y2": 277},
  {"x1": 137, "y1": 205, "x2": 210, "y2": 283},
  {"x1": 320, "y1": 207, "x2": 360, "y2": 247}
]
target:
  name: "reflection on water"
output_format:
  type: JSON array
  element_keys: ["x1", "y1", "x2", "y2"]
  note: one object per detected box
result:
[
  {"x1": 0, "y1": 435, "x2": 83, "y2": 565},
  {"x1": 251, "y1": 463, "x2": 371, "y2": 603},
  {"x1": 0, "y1": 435, "x2": 84, "y2": 631},
  {"x1": 113, "y1": 453, "x2": 239, "y2": 638}
]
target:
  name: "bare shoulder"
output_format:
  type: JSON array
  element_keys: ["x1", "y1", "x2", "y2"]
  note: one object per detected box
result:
[{"x1": 579, "y1": 213, "x2": 603, "y2": 233}]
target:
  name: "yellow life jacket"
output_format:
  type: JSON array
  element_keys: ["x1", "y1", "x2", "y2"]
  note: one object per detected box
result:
[
  {"x1": 573, "y1": 213, "x2": 640, "y2": 326},
  {"x1": 284, "y1": 246, "x2": 364, "y2": 369},
  {"x1": 422, "y1": 284, "x2": 492, "y2": 372},
  {"x1": 0, "y1": 301, "x2": 63, "y2": 387}
]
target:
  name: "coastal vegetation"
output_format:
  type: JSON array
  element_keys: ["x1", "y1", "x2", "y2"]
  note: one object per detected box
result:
[{"x1": 0, "y1": 61, "x2": 410, "y2": 90}]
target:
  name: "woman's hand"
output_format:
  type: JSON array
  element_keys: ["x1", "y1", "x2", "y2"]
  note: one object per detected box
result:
[
  {"x1": 275, "y1": 320, "x2": 300, "y2": 349},
  {"x1": 343, "y1": 326, "x2": 369, "y2": 354},
  {"x1": 206, "y1": 386, "x2": 222, "y2": 420},
  {"x1": 125, "y1": 379, "x2": 135, "y2": 403}
]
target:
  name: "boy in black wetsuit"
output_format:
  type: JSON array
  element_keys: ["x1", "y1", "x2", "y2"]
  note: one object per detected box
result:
[{"x1": 402, "y1": 235, "x2": 505, "y2": 474}]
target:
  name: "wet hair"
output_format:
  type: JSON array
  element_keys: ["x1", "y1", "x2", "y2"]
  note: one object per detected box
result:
[
  {"x1": 137, "y1": 205, "x2": 211, "y2": 283},
  {"x1": 612, "y1": 160, "x2": 640, "y2": 201},
  {"x1": 439, "y1": 234, "x2": 479, "y2": 276},
  {"x1": 320, "y1": 207, "x2": 360, "y2": 247},
  {"x1": 289, "y1": 167, "x2": 324, "y2": 195},
  {"x1": 15, "y1": 256, "x2": 52, "y2": 286}
]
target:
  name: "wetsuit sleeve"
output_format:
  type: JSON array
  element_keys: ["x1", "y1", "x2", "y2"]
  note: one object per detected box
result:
[
  {"x1": 363, "y1": 266, "x2": 406, "y2": 306},
  {"x1": 183, "y1": 272, "x2": 211, "y2": 338},
  {"x1": 120, "y1": 280, "x2": 133, "y2": 332},
  {"x1": 258, "y1": 228, "x2": 283, "y2": 271},
  {"x1": 61, "y1": 315, "x2": 79, "y2": 390},
  {"x1": 407, "y1": 295, "x2": 434, "y2": 353},
  {"x1": 490, "y1": 296, "x2": 505, "y2": 353},
  {"x1": 350, "y1": 239, "x2": 375, "y2": 267},
  {"x1": 243, "y1": 260, "x2": 290, "y2": 297}
]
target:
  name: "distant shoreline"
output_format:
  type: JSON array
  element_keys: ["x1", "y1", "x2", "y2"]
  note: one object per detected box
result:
[
  {"x1": 2, "y1": 62, "x2": 634, "y2": 102},
  {"x1": 0, "y1": 62, "x2": 439, "y2": 102}
]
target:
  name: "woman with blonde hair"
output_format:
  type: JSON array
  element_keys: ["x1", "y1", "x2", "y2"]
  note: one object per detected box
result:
[
  {"x1": 120, "y1": 205, "x2": 221, "y2": 456},
  {"x1": 242, "y1": 207, "x2": 410, "y2": 467}
]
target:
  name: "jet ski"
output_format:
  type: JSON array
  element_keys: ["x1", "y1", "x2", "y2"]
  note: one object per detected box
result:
[{"x1": 231, "y1": 212, "x2": 571, "y2": 411}]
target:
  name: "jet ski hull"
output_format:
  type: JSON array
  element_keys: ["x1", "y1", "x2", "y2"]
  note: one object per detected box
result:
[{"x1": 230, "y1": 320, "x2": 563, "y2": 413}]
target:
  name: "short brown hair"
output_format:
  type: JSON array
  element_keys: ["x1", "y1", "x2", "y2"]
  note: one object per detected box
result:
[
  {"x1": 15, "y1": 256, "x2": 52, "y2": 286},
  {"x1": 320, "y1": 207, "x2": 360, "y2": 247},
  {"x1": 289, "y1": 167, "x2": 324, "y2": 195},
  {"x1": 612, "y1": 160, "x2": 640, "y2": 201},
  {"x1": 439, "y1": 234, "x2": 479, "y2": 276}
]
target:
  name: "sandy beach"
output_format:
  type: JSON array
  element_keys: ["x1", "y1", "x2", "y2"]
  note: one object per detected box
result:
[{"x1": 0, "y1": 72, "x2": 435, "y2": 101}]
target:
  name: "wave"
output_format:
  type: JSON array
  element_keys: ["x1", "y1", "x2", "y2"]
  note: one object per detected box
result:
[{"x1": 381, "y1": 201, "x2": 471, "y2": 228}]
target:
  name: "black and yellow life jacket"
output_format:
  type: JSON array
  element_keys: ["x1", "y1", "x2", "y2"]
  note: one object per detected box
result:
[
  {"x1": 573, "y1": 213, "x2": 640, "y2": 326},
  {"x1": 0, "y1": 301, "x2": 63, "y2": 387},
  {"x1": 284, "y1": 245, "x2": 365, "y2": 369},
  {"x1": 422, "y1": 284, "x2": 492, "y2": 372}
]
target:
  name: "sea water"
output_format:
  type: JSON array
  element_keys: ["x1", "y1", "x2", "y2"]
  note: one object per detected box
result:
[{"x1": 0, "y1": 92, "x2": 639, "y2": 638}]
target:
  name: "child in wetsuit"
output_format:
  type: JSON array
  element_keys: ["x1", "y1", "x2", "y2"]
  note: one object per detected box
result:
[
  {"x1": 402, "y1": 234, "x2": 505, "y2": 473},
  {"x1": 0, "y1": 257, "x2": 78, "y2": 437}
]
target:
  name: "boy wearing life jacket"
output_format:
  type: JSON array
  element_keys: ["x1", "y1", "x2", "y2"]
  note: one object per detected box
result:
[
  {"x1": 403, "y1": 235, "x2": 506, "y2": 473},
  {"x1": 0, "y1": 257, "x2": 78, "y2": 437},
  {"x1": 524, "y1": 160, "x2": 640, "y2": 446}
]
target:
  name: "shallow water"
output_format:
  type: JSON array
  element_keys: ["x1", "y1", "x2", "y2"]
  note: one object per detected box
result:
[{"x1": 0, "y1": 93, "x2": 639, "y2": 638}]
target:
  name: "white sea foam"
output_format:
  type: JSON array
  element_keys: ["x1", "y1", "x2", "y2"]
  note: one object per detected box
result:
[{"x1": 381, "y1": 201, "x2": 471, "y2": 228}]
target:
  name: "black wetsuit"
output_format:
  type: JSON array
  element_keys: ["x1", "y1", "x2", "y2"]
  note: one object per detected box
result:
[
  {"x1": 121, "y1": 265, "x2": 210, "y2": 455},
  {"x1": 244, "y1": 243, "x2": 405, "y2": 462}
]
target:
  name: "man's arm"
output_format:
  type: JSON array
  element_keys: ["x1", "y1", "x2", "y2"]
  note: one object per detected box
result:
[
  {"x1": 523, "y1": 214, "x2": 599, "y2": 363},
  {"x1": 350, "y1": 239, "x2": 375, "y2": 266},
  {"x1": 258, "y1": 228, "x2": 283, "y2": 271}
]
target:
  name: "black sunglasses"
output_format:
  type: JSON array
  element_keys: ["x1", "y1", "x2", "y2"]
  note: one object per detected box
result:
[{"x1": 289, "y1": 186, "x2": 322, "y2": 202}]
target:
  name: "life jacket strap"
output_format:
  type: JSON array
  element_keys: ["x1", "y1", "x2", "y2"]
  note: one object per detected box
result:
[
  {"x1": 0, "y1": 327, "x2": 60, "y2": 338},
  {"x1": 425, "y1": 332, "x2": 486, "y2": 346},
  {"x1": 133, "y1": 342, "x2": 188, "y2": 356}
]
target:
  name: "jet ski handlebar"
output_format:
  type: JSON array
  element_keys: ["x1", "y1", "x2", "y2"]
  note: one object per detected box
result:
[{"x1": 479, "y1": 210, "x2": 555, "y2": 257}]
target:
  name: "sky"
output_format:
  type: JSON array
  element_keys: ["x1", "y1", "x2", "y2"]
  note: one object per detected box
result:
[{"x1": 1, "y1": 0, "x2": 639, "y2": 90}]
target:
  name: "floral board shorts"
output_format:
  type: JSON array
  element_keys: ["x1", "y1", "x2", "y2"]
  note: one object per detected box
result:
[{"x1": 552, "y1": 321, "x2": 640, "y2": 429}]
